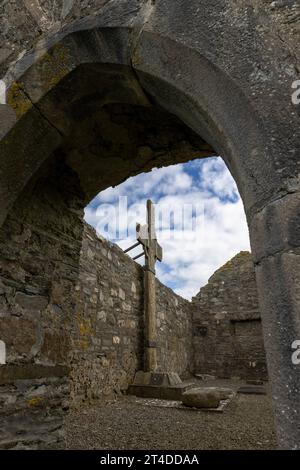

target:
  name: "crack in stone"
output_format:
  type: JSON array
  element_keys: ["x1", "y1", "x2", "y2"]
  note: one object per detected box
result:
[
  {"x1": 129, "y1": 0, "x2": 155, "y2": 64},
  {"x1": 254, "y1": 247, "x2": 300, "y2": 266},
  {"x1": 250, "y1": 185, "x2": 300, "y2": 221},
  {"x1": 17, "y1": 83, "x2": 64, "y2": 139}
]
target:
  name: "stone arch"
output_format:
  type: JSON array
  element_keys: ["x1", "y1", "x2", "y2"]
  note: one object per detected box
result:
[
  {"x1": 0, "y1": 3, "x2": 299, "y2": 449},
  {"x1": 0, "y1": 20, "x2": 277, "y2": 225}
]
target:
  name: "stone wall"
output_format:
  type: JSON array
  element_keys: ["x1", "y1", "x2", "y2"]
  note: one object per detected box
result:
[
  {"x1": 70, "y1": 223, "x2": 193, "y2": 405},
  {"x1": 0, "y1": 148, "x2": 266, "y2": 450},
  {"x1": 0, "y1": 0, "x2": 112, "y2": 76},
  {"x1": 0, "y1": 156, "x2": 267, "y2": 450},
  {"x1": 1, "y1": 0, "x2": 299, "y2": 82},
  {"x1": 0, "y1": 157, "x2": 194, "y2": 449},
  {"x1": 0, "y1": 155, "x2": 85, "y2": 449},
  {"x1": 192, "y1": 252, "x2": 268, "y2": 381},
  {"x1": 1, "y1": 0, "x2": 299, "y2": 449}
]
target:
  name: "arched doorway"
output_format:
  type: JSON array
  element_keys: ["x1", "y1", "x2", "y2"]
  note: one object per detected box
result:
[{"x1": 0, "y1": 8, "x2": 299, "y2": 449}]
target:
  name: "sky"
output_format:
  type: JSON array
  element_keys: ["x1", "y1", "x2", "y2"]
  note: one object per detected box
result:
[{"x1": 84, "y1": 157, "x2": 251, "y2": 300}]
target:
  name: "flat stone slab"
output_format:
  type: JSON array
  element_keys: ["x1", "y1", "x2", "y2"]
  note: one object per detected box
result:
[
  {"x1": 127, "y1": 382, "x2": 194, "y2": 401},
  {"x1": 132, "y1": 371, "x2": 182, "y2": 387},
  {"x1": 195, "y1": 374, "x2": 216, "y2": 381},
  {"x1": 238, "y1": 385, "x2": 267, "y2": 395},
  {"x1": 246, "y1": 380, "x2": 265, "y2": 386},
  {"x1": 131, "y1": 396, "x2": 233, "y2": 413}
]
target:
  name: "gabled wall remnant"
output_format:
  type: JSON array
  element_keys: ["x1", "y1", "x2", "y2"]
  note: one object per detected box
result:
[{"x1": 192, "y1": 252, "x2": 267, "y2": 381}]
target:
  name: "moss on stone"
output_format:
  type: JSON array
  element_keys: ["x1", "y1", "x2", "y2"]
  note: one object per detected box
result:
[
  {"x1": 7, "y1": 82, "x2": 32, "y2": 117},
  {"x1": 214, "y1": 251, "x2": 252, "y2": 275}
]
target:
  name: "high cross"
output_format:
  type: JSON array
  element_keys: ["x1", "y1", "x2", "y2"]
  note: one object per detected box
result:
[{"x1": 125, "y1": 199, "x2": 163, "y2": 371}]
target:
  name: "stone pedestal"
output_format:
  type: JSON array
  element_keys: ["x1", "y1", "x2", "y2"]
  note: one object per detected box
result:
[{"x1": 127, "y1": 371, "x2": 194, "y2": 400}]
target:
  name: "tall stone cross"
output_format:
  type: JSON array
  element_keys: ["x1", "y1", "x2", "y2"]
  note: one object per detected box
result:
[
  {"x1": 127, "y1": 201, "x2": 184, "y2": 395},
  {"x1": 136, "y1": 200, "x2": 163, "y2": 372}
]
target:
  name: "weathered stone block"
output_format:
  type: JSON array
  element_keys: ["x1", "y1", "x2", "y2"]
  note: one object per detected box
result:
[
  {"x1": 15, "y1": 292, "x2": 48, "y2": 311},
  {"x1": 0, "y1": 318, "x2": 37, "y2": 359},
  {"x1": 182, "y1": 388, "x2": 220, "y2": 409}
]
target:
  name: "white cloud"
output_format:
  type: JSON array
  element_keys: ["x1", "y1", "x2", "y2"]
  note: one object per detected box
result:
[
  {"x1": 90, "y1": 164, "x2": 193, "y2": 206},
  {"x1": 199, "y1": 158, "x2": 238, "y2": 199},
  {"x1": 84, "y1": 157, "x2": 250, "y2": 300},
  {"x1": 154, "y1": 195, "x2": 250, "y2": 299}
]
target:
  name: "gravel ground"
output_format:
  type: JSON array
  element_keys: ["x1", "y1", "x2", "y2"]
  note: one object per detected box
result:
[{"x1": 65, "y1": 381, "x2": 277, "y2": 450}]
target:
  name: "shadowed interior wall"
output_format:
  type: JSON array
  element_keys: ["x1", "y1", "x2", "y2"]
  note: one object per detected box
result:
[{"x1": 0, "y1": 155, "x2": 85, "y2": 449}]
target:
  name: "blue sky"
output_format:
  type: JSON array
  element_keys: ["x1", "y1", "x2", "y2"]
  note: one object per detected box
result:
[{"x1": 85, "y1": 157, "x2": 250, "y2": 300}]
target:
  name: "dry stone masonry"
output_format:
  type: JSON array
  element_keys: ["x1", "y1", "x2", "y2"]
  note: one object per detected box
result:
[
  {"x1": 192, "y1": 252, "x2": 267, "y2": 381},
  {"x1": 70, "y1": 223, "x2": 194, "y2": 405},
  {"x1": 0, "y1": 158, "x2": 84, "y2": 449}
]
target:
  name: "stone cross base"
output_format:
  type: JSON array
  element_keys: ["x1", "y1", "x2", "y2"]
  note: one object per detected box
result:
[{"x1": 127, "y1": 371, "x2": 194, "y2": 400}]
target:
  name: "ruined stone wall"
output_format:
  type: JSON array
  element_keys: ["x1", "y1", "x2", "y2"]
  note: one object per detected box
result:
[
  {"x1": 0, "y1": 155, "x2": 85, "y2": 449},
  {"x1": 0, "y1": 150, "x2": 193, "y2": 448},
  {"x1": 0, "y1": 0, "x2": 127, "y2": 77},
  {"x1": 70, "y1": 223, "x2": 193, "y2": 406},
  {"x1": 0, "y1": 0, "x2": 299, "y2": 449},
  {"x1": 192, "y1": 252, "x2": 268, "y2": 381},
  {"x1": 0, "y1": 138, "x2": 266, "y2": 450}
]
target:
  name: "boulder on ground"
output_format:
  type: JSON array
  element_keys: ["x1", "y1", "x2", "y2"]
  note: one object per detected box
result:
[
  {"x1": 182, "y1": 388, "x2": 221, "y2": 409},
  {"x1": 205, "y1": 387, "x2": 233, "y2": 400}
]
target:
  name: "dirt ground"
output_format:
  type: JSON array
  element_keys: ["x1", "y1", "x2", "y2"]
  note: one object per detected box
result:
[{"x1": 65, "y1": 381, "x2": 277, "y2": 450}]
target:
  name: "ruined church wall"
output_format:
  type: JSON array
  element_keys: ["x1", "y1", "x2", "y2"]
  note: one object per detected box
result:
[
  {"x1": 0, "y1": 146, "x2": 193, "y2": 448},
  {"x1": 0, "y1": 156, "x2": 267, "y2": 451},
  {"x1": 70, "y1": 223, "x2": 194, "y2": 405},
  {"x1": 192, "y1": 252, "x2": 268, "y2": 381},
  {"x1": 0, "y1": 157, "x2": 85, "y2": 449}
]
